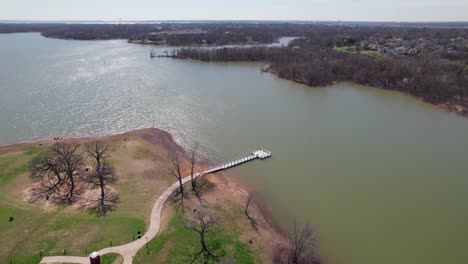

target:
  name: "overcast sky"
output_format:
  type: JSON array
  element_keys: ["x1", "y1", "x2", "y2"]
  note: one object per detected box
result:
[{"x1": 1, "y1": 0, "x2": 467, "y2": 22}]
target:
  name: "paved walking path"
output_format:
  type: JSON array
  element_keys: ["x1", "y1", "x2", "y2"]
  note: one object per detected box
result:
[{"x1": 40, "y1": 149, "x2": 271, "y2": 264}]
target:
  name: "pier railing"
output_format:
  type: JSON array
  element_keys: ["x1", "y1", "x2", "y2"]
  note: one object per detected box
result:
[{"x1": 205, "y1": 149, "x2": 271, "y2": 174}]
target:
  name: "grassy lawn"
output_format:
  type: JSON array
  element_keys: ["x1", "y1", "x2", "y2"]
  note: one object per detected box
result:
[
  {"x1": 0, "y1": 146, "x2": 41, "y2": 186},
  {"x1": 135, "y1": 212, "x2": 256, "y2": 264},
  {"x1": 0, "y1": 130, "x2": 177, "y2": 264},
  {"x1": 333, "y1": 46, "x2": 356, "y2": 53},
  {"x1": 101, "y1": 253, "x2": 122, "y2": 264},
  {"x1": 0, "y1": 129, "x2": 271, "y2": 264}
]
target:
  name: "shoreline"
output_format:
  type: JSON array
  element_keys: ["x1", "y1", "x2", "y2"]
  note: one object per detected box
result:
[
  {"x1": 0, "y1": 128, "x2": 292, "y2": 262},
  {"x1": 0, "y1": 127, "x2": 180, "y2": 148},
  {"x1": 264, "y1": 67, "x2": 468, "y2": 117},
  {"x1": 206, "y1": 169, "x2": 292, "y2": 240},
  {"x1": 166, "y1": 55, "x2": 468, "y2": 118},
  {"x1": 0, "y1": 127, "x2": 291, "y2": 232}
]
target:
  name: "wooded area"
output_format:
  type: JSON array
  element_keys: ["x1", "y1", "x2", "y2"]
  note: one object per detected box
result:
[
  {"x1": 0, "y1": 23, "x2": 280, "y2": 44},
  {"x1": 173, "y1": 38, "x2": 468, "y2": 114},
  {"x1": 2, "y1": 22, "x2": 467, "y2": 48}
]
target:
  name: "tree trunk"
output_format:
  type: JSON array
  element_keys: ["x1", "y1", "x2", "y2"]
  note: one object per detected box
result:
[
  {"x1": 179, "y1": 178, "x2": 184, "y2": 200},
  {"x1": 200, "y1": 230, "x2": 209, "y2": 254},
  {"x1": 69, "y1": 173, "x2": 75, "y2": 201},
  {"x1": 100, "y1": 176, "x2": 105, "y2": 210},
  {"x1": 191, "y1": 174, "x2": 195, "y2": 190}
]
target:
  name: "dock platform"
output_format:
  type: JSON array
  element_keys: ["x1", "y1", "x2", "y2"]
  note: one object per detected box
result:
[{"x1": 205, "y1": 149, "x2": 271, "y2": 174}]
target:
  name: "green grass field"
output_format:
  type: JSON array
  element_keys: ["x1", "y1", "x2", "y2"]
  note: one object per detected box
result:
[
  {"x1": 135, "y1": 213, "x2": 256, "y2": 264},
  {"x1": 0, "y1": 145, "x2": 149, "y2": 264},
  {"x1": 333, "y1": 46, "x2": 356, "y2": 53},
  {"x1": 0, "y1": 131, "x2": 177, "y2": 264},
  {"x1": 0, "y1": 130, "x2": 265, "y2": 264},
  {"x1": 101, "y1": 254, "x2": 121, "y2": 264}
]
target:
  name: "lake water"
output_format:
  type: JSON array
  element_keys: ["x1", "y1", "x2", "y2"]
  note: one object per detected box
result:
[{"x1": 1, "y1": 33, "x2": 468, "y2": 264}]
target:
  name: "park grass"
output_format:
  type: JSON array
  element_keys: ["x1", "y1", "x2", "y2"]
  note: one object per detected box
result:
[
  {"x1": 101, "y1": 253, "x2": 123, "y2": 264},
  {"x1": 332, "y1": 46, "x2": 382, "y2": 56},
  {"x1": 0, "y1": 146, "x2": 41, "y2": 186},
  {"x1": 0, "y1": 129, "x2": 178, "y2": 264},
  {"x1": 0, "y1": 128, "x2": 282, "y2": 264},
  {"x1": 135, "y1": 210, "x2": 257, "y2": 264},
  {"x1": 133, "y1": 173, "x2": 274, "y2": 264},
  {"x1": 333, "y1": 46, "x2": 356, "y2": 53}
]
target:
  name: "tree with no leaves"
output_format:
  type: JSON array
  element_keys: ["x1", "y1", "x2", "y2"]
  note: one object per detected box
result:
[
  {"x1": 287, "y1": 221, "x2": 320, "y2": 264},
  {"x1": 29, "y1": 142, "x2": 84, "y2": 205},
  {"x1": 244, "y1": 192, "x2": 258, "y2": 230},
  {"x1": 84, "y1": 140, "x2": 119, "y2": 216},
  {"x1": 29, "y1": 151, "x2": 65, "y2": 201},
  {"x1": 168, "y1": 149, "x2": 185, "y2": 204},
  {"x1": 184, "y1": 208, "x2": 220, "y2": 264},
  {"x1": 189, "y1": 142, "x2": 201, "y2": 198}
]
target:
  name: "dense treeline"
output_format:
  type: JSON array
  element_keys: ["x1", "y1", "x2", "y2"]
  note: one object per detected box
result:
[
  {"x1": 0, "y1": 23, "x2": 283, "y2": 44},
  {"x1": 173, "y1": 44, "x2": 467, "y2": 112},
  {"x1": 1, "y1": 22, "x2": 467, "y2": 46},
  {"x1": 0, "y1": 23, "x2": 163, "y2": 39}
]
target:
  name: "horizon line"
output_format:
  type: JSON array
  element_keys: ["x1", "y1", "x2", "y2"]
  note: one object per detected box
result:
[{"x1": 1, "y1": 19, "x2": 468, "y2": 24}]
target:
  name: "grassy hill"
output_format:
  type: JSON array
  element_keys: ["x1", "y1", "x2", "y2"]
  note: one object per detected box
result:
[{"x1": 0, "y1": 129, "x2": 285, "y2": 264}]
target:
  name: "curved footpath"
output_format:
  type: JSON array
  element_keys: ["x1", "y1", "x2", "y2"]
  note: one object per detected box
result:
[
  {"x1": 40, "y1": 171, "x2": 204, "y2": 264},
  {"x1": 40, "y1": 150, "x2": 270, "y2": 264}
]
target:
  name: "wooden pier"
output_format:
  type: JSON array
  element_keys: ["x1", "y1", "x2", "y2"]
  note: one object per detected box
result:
[{"x1": 205, "y1": 149, "x2": 272, "y2": 174}]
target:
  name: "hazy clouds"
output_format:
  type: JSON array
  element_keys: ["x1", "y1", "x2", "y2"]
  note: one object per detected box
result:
[{"x1": 0, "y1": 0, "x2": 467, "y2": 21}]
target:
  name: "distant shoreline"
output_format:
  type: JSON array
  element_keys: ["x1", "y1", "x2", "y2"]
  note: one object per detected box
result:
[
  {"x1": 1, "y1": 20, "x2": 468, "y2": 27},
  {"x1": 261, "y1": 67, "x2": 468, "y2": 117}
]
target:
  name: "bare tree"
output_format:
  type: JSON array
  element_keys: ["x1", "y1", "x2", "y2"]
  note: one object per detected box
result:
[
  {"x1": 168, "y1": 149, "x2": 185, "y2": 204},
  {"x1": 54, "y1": 143, "x2": 84, "y2": 204},
  {"x1": 189, "y1": 142, "x2": 201, "y2": 197},
  {"x1": 29, "y1": 152, "x2": 64, "y2": 201},
  {"x1": 84, "y1": 141, "x2": 119, "y2": 216},
  {"x1": 244, "y1": 193, "x2": 257, "y2": 230},
  {"x1": 455, "y1": 67, "x2": 467, "y2": 104},
  {"x1": 184, "y1": 208, "x2": 220, "y2": 264},
  {"x1": 287, "y1": 221, "x2": 320, "y2": 264},
  {"x1": 29, "y1": 142, "x2": 84, "y2": 205}
]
